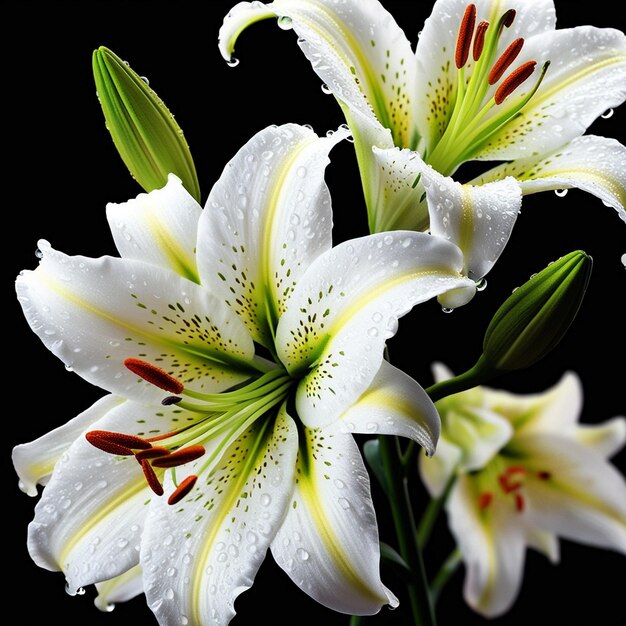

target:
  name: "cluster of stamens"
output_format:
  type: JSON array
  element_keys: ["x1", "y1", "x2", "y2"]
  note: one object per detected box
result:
[
  {"x1": 428, "y1": 3, "x2": 550, "y2": 174},
  {"x1": 478, "y1": 465, "x2": 551, "y2": 513},
  {"x1": 85, "y1": 358, "x2": 292, "y2": 505}
]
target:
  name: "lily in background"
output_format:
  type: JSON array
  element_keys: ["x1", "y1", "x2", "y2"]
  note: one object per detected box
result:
[
  {"x1": 419, "y1": 364, "x2": 626, "y2": 617},
  {"x1": 13, "y1": 123, "x2": 475, "y2": 626},
  {"x1": 221, "y1": 0, "x2": 626, "y2": 294}
]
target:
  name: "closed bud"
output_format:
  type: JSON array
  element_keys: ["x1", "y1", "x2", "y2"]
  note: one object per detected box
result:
[
  {"x1": 92, "y1": 46, "x2": 201, "y2": 202},
  {"x1": 483, "y1": 250, "x2": 592, "y2": 371}
]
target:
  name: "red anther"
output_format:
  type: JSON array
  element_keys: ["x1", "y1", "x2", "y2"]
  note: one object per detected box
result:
[
  {"x1": 502, "y1": 9, "x2": 516, "y2": 28},
  {"x1": 85, "y1": 432, "x2": 134, "y2": 456},
  {"x1": 124, "y1": 358, "x2": 184, "y2": 394},
  {"x1": 456, "y1": 4, "x2": 477, "y2": 69},
  {"x1": 162, "y1": 396, "x2": 183, "y2": 406},
  {"x1": 86, "y1": 430, "x2": 152, "y2": 450},
  {"x1": 514, "y1": 493, "x2": 525, "y2": 512},
  {"x1": 537, "y1": 470, "x2": 552, "y2": 481},
  {"x1": 135, "y1": 446, "x2": 170, "y2": 462},
  {"x1": 494, "y1": 61, "x2": 537, "y2": 104},
  {"x1": 152, "y1": 445, "x2": 206, "y2": 468},
  {"x1": 141, "y1": 460, "x2": 164, "y2": 496},
  {"x1": 478, "y1": 491, "x2": 494, "y2": 509},
  {"x1": 168, "y1": 475, "x2": 198, "y2": 505},
  {"x1": 489, "y1": 38, "x2": 525, "y2": 84},
  {"x1": 503, "y1": 465, "x2": 526, "y2": 476},
  {"x1": 473, "y1": 21, "x2": 489, "y2": 61}
]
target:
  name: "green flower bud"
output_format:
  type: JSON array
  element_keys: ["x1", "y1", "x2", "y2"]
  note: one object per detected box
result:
[
  {"x1": 483, "y1": 250, "x2": 592, "y2": 371},
  {"x1": 93, "y1": 46, "x2": 201, "y2": 202}
]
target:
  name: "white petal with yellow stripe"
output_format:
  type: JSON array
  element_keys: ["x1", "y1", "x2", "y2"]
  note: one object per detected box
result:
[
  {"x1": 271, "y1": 423, "x2": 397, "y2": 615},
  {"x1": 107, "y1": 173, "x2": 202, "y2": 282},
  {"x1": 141, "y1": 405, "x2": 298, "y2": 626}
]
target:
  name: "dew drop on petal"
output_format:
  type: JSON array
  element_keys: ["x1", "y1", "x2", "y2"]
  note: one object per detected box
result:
[
  {"x1": 441, "y1": 307, "x2": 454, "y2": 314},
  {"x1": 277, "y1": 15, "x2": 293, "y2": 29},
  {"x1": 554, "y1": 189, "x2": 568, "y2": 197},
  {"x1": 226, "y1": 57, "x2": 240, "y2": 67},
  {"x1": 260, "y1": 493, "x2": 272, "y2": 507},
  {"x1": 321, "y1": 83, "x2": 332, "y2": 94},
  {"x1": 296, "y1": 548, "x2": 310, "y2": 561},
  {"x1": 621, "y1": 253, "x2": 626, "y2": 268},
  {"x1": 601, "y1": 108, "x2": 614, "y2": 119},
  {"x1": 476, "y1": 277, "x2": 487, "y2": 291}
]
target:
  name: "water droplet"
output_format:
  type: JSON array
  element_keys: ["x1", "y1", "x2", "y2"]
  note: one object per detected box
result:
[
  {"x1": 367, "y1": 327, "x2": 379, "y2": 337},
  {"x1": 401, "y1": 237, "x2": 412, "y2": 248},
  {"x1": 35, "y1": 247, "x2": 43, "y2": 259},
  {"x1": 321, "y1": 83, "x2": 332, "y2": 94},
  {"x1": 260, "y1": 493, "x2": 272, "y2": 507},
  {"x1": 277, "y1": 15, "x2": 293, "y2": 30},
  {"x1": 217, "y1": 552, "x2": 228, "y2": 563},
  {"x1": 296, "y1": 166, "x2": 307, "y2": 178},
  {"x1": 164, "y1": 588, "x2": 175, "y2": 600},
  {"x1": 441, "y1": 307, "x2": 454, "y2": 314},
  {"x1": 554, "y1": 189, "x2": 568, "y2": 197},
  {"x1": 366, "y1": 422, "x2": 379, "y2": 433},
  {"x1": 262, "y1": 150, "x2": 274, "y2": 161},
  {"x1": 601, "y1": 108, "x2": 614, "y2": 119},
  {"x1": 290, "y1": 213, "x2": 301, "y2": 226},
  {"x1": 117, "y1": 538, "x2": 129, "y2": 549},
  {"x1": 226, "y1": 57, "x2": 240, "y2": 67},
  {"x1": 167, "y1": 567, "x2": 177, "y2": 577},
  {"x1": 476, "y1": 277, "x2": 487, "y2": 291},
  {"x1": 296, "y1": 548, "x2": 310, "y2": 561},
  {"x1": 182, "y1": 552, "x2": 192, "y2": 565},
  {"x1": 338, "y1": 497, "x2": 351, "y2": 510},
  {"x1": 621, "y1": 253, "x2": 626, "y2": 268},
  {"x1": 228, "y1": 545, "x2": 239, "y2": 557},
  {"x1": 383, "y1": 234, "x2": 394, "y2": 245},
  {"x1": 334, "y1": 479, "x2": 345, "y2": 489}
]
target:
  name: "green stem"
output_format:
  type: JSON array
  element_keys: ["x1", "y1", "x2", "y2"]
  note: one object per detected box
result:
[
  {"x1": 417, "y1": 473, "x2": 456, "y2": 548},
  {"x1": 426, "y1": 355, "x2": 498, "y2": 403},
  {"x1": 431, "y1": 549, "x2": 462, "y2": 605},
  {"x1": 378, "y1": 435, "x2": 437, "y2": 626},
  {"x1": 349, "y1": 616, "x2": 363, "y2": 626}
]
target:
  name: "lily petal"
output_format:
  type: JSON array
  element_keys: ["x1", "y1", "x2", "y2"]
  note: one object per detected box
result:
[
  {"x1": 219, "y1": 0, "x2": 417, "y2": 146},
  {"x1": 415, "y1": 0, "x2": 557, "y2": 154},
  {"x1": 271, "y1": 425, "x2": 397, "y2": 615},
  {"x1": 197, "y1": 123, "x2": 345, "y2": 347},
  {"x1": 519, "y1": 434, "x2": 626, "y2": 554},
  {"x1": 141, "y1": 405, "x2": 298, "y2": 626},
  {"x1": 420, "y1": 160, "x2": 522, "y2": 280},
  {"x1": 276, "y1": 231, "x2": 475, "y2": 427},
  {"x1": 94, "y1": 565, "x2": 143, "y2": 612},
  {"x1": 475, "y1": 26, "x2": 626, "y2": 160},
  {"x1": 337, "y1": 359, "x2": 440, "y2": 456},
  {"x1": 447, "y1": 475, "x2": 527, "y2": 618},
  {"x1": 419, "y1": 437, "x2": 463, "y2": 498},
  {"x1": 572, "y1": 417, "x2": 626, "y2": 460},
  {"x1": 473, "y1": 136, "x2": 626, "y2": 223},
  {"x1": 525, "y1": 528, "x2": 559, "y2": 564},
  {"x1": 12, "y1": 394, "x2": 124, "y2": 497},
  {"x1": 26, "y1": 399, "x2": 195, "y2": 592},
  {"x1": 16, "y1": 241, "x2": 255, "y2": 403},
  {"x1": 107, "y1": 174, "x2": 202, "y2": 281}
]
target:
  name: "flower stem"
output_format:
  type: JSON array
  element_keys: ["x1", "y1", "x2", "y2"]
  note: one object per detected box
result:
[
  {"x1": 378, "y1": 435, "x2": 437, "y2": 626},
  {"x1": 349, "y1": 616, "x2": 363, "y2": 626},
  {"x1": 425, "y1": 355, "x2": 498, "y2": 403},
  {"x1": 430, "y1": 549, "x2": 462, "y2": 605},
  {"x1": 417, "y1": 473, "x2": 456, "y2": 547}
]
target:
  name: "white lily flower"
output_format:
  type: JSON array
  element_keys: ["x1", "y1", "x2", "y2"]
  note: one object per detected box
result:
[
  {"x1": 15, "y1": 123, "x2": 475, "y2": 625},
  {"x1": 419, "y1": 366, "x2": 626, "y2": 617},
  {"x1": 220, "y1": 0, "x2": 626, "y2": 286}
]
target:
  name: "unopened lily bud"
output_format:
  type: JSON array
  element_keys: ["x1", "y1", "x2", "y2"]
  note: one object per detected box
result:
[
  {"x1": 92, "y1": 46, "x2": 201, "y2": 202},
  {"x1": 483, "y1": 250, "x2": 592, "y2": 371}
]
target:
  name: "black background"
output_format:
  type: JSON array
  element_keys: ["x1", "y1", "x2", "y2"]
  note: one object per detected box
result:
[{"x1": 5, "y1": 1, "x2": 625, "y2": 625}]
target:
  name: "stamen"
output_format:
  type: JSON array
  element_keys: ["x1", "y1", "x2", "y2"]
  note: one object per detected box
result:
[
  {"x1": 135, "y1": 446, "x2": 170, "y2": 461},
  {"x1": 537, "y1": 470, "x2": 552, "y2": 480},
  {"x1": 514, "y1": 493, "x2": 525, "y2": 512},
  {"x1": 141, "y1": 460, "x2": 164, "y2": 496},
  {"x1": 124, "y1": 358, "x2": 184, "y2": 394},
  {"x1": 473, "y1": 21, "x2": 489, "y2": 61},
  {"x1": 488, "y1": 38, "x2": 525, "y2": 85},
  {"x1": 85, "y1": 430, "x2": 151, "y2": 456},
  {"x1": 456, "y1": 3, "x2": 477, "y2": 69},
  {"x1": 168, "y1": 475, "x2": 198, "y2": 505},
  {"x1": 498, "y1": 466, "x2": 527, "y2": 493},
  {"x1": 494, "y1": 61, "x2": 537, "y2": 104},
  {"x1": 151, "y1": 445, "x2": 206, "y2": 468},
  {"x1": 478, "y1": 491, "x2": 493, "y2": 509}
]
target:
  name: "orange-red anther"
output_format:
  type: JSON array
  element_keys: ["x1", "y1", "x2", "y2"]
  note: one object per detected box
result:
[
  {"x1": 135, "y1": 446, "x2": 171, "y2": 462},
  {"x1": 494, "y1": 61, "x2": 537, "y2": 104},
  {"x1": 151, "y1": 445, "x2": 206, "y2": 468},
  {"x1": 141, "y1": 459, "x2": 164, "y2": 496},
  {"x1": 502, "y1": 9, "x2": 516, "y2": 28},
  {"x1": 478, "y1": 491, "x2": 494, "y2": 509},
  {"x1": 503, "y1": 465, "x2": 527, "y2": 476},
  {"x1": 85, "y1": 430, "x2": 152, "y2": 456},
  {"x1": 456, "y1": 3, "x2": 477, "y2": 68},
  {"x1": 537, "y1": 470, "x2": 552, "y2": 480},
  {"x1": 489, "y1": 38, "x2": 525, "y2": 84},
  {"x1": 473, "y1": 21, "x2": 489, "y2": 61},
  {"x1": 124, "y1": 358, "x2": 184, "y2": 394},
  {"x1": 168, "y1": 475, "x2": 199, "y2": 505},
  {"x1": 514, "y1": 493, "x2": 525, "y2": 512}
]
